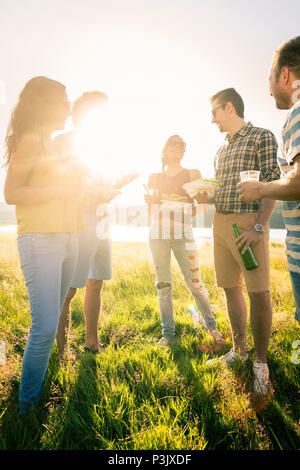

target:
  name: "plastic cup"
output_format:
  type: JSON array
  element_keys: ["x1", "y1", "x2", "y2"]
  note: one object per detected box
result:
[
  {"x1": 240, "y1": 170, "x2": 260, "y2": 181},
  {"x1": 151, "y1": 189, "x2": 160, "y2": 204}
]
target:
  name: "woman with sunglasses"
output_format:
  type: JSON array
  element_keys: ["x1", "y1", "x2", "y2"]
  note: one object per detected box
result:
[
  {"x1": 145, "y1": 135, "x2": 224, "y2": 348},
  {"x1": 4, "y1": 76, "x2": 86, "y2": 416}
]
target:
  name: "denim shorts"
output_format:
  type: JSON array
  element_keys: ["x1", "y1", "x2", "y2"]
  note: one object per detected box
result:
[{"x1": 70, "y1": 213, "x2": 112, "y2": 288}]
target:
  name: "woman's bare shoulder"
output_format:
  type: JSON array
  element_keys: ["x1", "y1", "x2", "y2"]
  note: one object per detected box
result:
[
  {"x1": 189, "y1": 169, "x2": 201, "y2": 181},
  {"x1": 148, "y1": 172, "x2": 161, "y2": 188},
  {"x1": 5, "y1": 133, "x2": 41, "y2": 190},
  {"x1": 11, "y1": 132, "x2": 41, "y2": 162},
  {"x1": 53, "y1": 131, "x2": 74, "y2": 149}
]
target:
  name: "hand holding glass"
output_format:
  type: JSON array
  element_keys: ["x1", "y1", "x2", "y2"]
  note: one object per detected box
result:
[{"x1": 240, "y1": 170, "x2": 260, "y2": 182}]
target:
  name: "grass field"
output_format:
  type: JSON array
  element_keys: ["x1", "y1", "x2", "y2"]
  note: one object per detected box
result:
[{"x1": 0, "y1": 233, "x2": 299, "y2": 450}]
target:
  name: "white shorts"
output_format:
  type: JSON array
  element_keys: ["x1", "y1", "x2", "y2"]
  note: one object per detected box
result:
[{"x1": 71, "y1": 213, "x2": 112, "y2": 288}]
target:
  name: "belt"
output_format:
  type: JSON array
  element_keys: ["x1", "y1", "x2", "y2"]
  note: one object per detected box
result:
[
  {"x1": 216, "y1": 210, "x2": 259, "y2": 215},
  {"x1": 216, "y1": 210, "x2": 235, "y2": 215}
]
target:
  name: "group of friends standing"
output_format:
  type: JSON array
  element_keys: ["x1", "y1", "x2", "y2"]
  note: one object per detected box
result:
[{"x1": 3, "y1": 35, "x2": 300, "y2": 417}]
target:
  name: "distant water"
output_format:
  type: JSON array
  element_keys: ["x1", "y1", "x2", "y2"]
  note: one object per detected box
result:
[{"x1": 0, "y1": 224, "x2": 287, "y2": 244}]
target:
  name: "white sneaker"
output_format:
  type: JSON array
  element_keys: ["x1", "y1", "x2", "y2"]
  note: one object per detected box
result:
[
  {"x1": 208, "y1": 328, "x2": 225, "y2": 345},
  {"x1": 206, "y1": 348, "x2": 248, "y2": 366},
  {"x1": 253, "y1": 360, "x2": 270, "y2": 395}
]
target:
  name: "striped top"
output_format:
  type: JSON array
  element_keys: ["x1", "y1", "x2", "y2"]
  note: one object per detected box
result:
[{"x1": 279, "y1": 100, "x2": 300, "y2": 273}]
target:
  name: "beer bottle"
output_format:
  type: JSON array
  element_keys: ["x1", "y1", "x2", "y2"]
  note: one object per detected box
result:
[{"x1": 232, "y1": 224, "x2": 258, "y2": 270}]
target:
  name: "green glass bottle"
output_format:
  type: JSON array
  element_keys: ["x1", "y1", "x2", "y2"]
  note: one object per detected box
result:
[{"x1": 232, "y1": 224, "x2": 258, "y2": 270}]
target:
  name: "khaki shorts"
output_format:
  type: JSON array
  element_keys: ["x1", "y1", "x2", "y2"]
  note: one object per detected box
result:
[{"x1": 213, "y1": 211, "x2": 270, "y2": 293}]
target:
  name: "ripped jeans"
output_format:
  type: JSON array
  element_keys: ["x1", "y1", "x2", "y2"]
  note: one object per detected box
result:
[{"x1": 149, "y1": 227, "x2": 217, "y2": 339}]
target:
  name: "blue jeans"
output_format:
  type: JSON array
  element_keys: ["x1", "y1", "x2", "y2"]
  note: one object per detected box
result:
[
  {"x1": 17, "y1": 232, "x2": 78, "y2": 413},
  {"x1": 289, "y1": 271, "x2": 300, "y2": 323},
  {"x1": 149, "y1": 228, "x2": 217, "y2": 339}
]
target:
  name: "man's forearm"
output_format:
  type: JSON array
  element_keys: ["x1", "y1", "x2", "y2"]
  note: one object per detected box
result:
[
  {"x1": 261, "y1": 176, "x2": 300, "y2": 201},
  {"x1": 260, "y1": 156, "x2": 300, "y2": 201},
  {"x1": 256, "y1": 198, "x2": 276, "y2": 226}
]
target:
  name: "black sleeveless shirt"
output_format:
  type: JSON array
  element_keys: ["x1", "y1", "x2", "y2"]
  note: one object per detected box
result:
[
  {"x1": 148, "y1": 168, "x2": 196, "y2": 236},
  {"x1": 149, "y1": 168, "x2": 194, "y2": 202}
]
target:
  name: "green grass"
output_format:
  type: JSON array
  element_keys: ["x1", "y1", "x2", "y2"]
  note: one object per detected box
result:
[{"x1": 0, "y1": 235, "x2": 299, "y2": 450}]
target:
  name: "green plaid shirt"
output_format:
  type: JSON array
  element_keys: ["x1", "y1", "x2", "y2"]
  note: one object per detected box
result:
[{"x1": 214, "y1": 122, "x2": 280, "y2": 213}]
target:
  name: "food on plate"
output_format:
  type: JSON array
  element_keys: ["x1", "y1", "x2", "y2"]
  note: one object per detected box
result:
[
  {"x1": 183, "y1": 178, "x2": 223, "y2": 198},
  {"x1": 161, "y1": 193, "x2": 191, "y2": 203}
]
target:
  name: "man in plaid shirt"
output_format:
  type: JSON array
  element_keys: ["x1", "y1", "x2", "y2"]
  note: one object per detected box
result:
[
  {"x1": 197, "y1": 88, "x2": 280, "y2": 395},
  {"x1": 214, "y1": 121, "x2": 280, "y2": 214}
]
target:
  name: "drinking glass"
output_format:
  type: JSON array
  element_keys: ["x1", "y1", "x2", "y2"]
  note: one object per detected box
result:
[{"x1": 240, "y1": 170, "x2": 260, "y2": 181}]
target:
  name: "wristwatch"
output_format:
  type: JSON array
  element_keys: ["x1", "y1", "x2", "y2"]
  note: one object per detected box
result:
[{"x1": 254, "y1": 223, "x2": 264, "y2": 233}]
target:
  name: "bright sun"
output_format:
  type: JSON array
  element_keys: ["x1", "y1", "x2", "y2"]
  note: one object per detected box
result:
[{"x1": 73, "y1": 107, "x2": 114, "y2": 176}]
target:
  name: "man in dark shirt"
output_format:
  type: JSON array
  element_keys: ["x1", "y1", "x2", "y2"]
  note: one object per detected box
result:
[{"x1": 198, "y1": 88, "x2": 280, "y2": 395}]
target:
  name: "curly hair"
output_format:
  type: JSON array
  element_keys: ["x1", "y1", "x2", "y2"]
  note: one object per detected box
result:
[{"x1": 4, "y1": 76, "x2": 67, "y2": 167}]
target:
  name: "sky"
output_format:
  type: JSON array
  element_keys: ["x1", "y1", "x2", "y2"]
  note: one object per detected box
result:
[{"x1": 0, "y1": 0, "x2": 299, "y2": 205}]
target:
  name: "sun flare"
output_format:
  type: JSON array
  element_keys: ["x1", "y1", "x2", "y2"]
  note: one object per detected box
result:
[{"x1": 73, "y1": 108, "x2": 114, "y2": 175}]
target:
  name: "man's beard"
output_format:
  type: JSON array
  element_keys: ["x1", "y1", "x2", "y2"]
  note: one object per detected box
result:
[{"x1": 274, "y1": 85, "x2": 291, "y2": 110}]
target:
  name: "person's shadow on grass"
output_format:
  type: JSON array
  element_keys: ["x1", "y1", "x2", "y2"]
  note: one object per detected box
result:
[
  {"x1": 0, "y1": 350, "x2": 60, "y2": 450},
  {"x1": 166, "y1": 326, "x2": 236, "y2": 450},
  {"x1": 56, "y1": 350, "x2": 100, "y2": 450}
]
